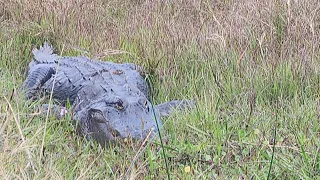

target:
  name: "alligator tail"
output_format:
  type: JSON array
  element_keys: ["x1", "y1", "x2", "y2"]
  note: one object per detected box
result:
[{"x1": 32, "y1": 42, "x2": 59, "y2": 65}]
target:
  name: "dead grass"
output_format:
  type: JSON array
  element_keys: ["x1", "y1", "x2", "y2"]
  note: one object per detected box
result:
[{"x1": 1, "y1": 0, "x2": 320, "y2": 179}]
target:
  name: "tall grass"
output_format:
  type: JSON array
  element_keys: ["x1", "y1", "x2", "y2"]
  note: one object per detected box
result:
[{"x1": 0, "y1": 0, "x2": 320, "y2": 178}]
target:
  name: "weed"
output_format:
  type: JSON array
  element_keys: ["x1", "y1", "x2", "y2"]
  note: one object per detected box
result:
[{"x1": 0, "y1": 0, "x2": 320, "y2": 179}]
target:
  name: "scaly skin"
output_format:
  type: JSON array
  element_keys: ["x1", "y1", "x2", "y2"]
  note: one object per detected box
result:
[{"x1": 23, "y1": 43, "x2": 193, "y2": 146}]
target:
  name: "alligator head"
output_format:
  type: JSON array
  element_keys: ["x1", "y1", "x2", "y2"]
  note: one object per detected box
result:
[{"x1": 75, "y1": 95, "x2": 162, "y2": 147}]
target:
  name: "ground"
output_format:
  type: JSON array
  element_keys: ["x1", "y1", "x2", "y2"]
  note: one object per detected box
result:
[{"x1": 0, "y1": 0, "x2": 320, "y2": 179}]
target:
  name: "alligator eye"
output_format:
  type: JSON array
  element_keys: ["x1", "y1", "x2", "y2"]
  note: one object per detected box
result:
[{"x1": 115, "y1": 100, "x2": 124, "y2": 110}]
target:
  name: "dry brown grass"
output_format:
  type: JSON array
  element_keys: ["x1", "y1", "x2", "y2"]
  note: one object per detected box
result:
[
  {"x1": 2, "y1": 0, "x2": 319, "y2": 66},
  {"x1": 1, "y1": 0, "x2": 320, "y2": 179}
]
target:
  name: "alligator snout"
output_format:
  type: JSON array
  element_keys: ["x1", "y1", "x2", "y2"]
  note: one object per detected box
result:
[{"x1": 82, "y1": 96, "x2": 161, "y2": 146}]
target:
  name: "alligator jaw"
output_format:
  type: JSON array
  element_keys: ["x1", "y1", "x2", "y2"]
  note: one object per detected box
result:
[{"x1": 74, "y1": 96, "x2": 162, "y2": 147}]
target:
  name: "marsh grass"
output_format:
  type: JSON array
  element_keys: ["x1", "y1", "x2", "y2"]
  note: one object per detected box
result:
[{"x1": 0, "y1": 0, "x2": 320, "y2": 179}]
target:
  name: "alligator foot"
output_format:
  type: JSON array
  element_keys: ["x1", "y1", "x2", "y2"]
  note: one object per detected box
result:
[
  {"x1": 155, "y1": 100, "x2": 195, "y2": 117},
  {"x1": 35, "y1": 104, "x2": 68, "y2": 119}
]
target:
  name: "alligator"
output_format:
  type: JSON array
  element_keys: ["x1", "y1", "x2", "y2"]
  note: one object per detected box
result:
[{"x1": 23, "y1": 43, "x2": 193, "y2": 147}]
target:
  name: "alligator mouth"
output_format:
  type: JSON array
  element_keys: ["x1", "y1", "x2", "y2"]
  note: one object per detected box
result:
[
  {"x1": 115, "y1": 127, "x2": 157, "y2": 144},
  {"x1": 84, "y1": 96, "x2": 161, "y2": 146},
  {"x1": 89, "y1": 124, "x2": 157, "y2": 147}
]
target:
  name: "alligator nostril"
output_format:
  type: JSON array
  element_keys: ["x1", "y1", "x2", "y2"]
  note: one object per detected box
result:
[
  {"x1": 89, "y1": 109, "x2": 105, "y2": 123},
  {"x1": 138, "y1": 98, "x2": 148, "y2": 109}
]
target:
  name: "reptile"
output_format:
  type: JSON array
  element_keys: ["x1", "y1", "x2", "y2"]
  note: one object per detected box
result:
[{"x1": 23, "y1": 43, "x2": 193, "y2": 147}]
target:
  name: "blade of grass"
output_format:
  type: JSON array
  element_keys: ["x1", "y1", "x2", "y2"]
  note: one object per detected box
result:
[
  {"x1": 147, "y1": 74, "x2": 171, "y2": 179},
  {"x1": 4, "y1": 96, "x2": 37, "y2": 174},
  {"x1": 267, "y1": 103, "x2": 278, "y2": 180},
  {"x1": 39, "y1": 44, "x2": 64, "y2": 164}
]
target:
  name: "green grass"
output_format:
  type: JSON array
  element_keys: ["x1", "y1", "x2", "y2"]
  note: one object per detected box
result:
[{"x1": 1, "y1": 0, "x2": 320, "y2": 179}]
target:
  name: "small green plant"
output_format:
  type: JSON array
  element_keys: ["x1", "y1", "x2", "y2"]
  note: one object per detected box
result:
[{"x1": 1, "y1": 0, "x2": 319, "y2": 179}]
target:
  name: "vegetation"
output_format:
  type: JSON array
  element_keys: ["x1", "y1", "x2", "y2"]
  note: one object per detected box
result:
[{"x1": 0, "y1": 0, "x2": 320, "y2": 179}]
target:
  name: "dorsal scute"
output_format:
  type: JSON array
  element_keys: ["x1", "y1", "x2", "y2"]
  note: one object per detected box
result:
[{"x1": 31, "y1": 42, "x2": 59, "y2": 65}]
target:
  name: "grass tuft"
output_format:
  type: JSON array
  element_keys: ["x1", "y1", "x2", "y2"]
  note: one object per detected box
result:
[{"x1": 1, "y1": 0, "x2": 320, "y2": 178}]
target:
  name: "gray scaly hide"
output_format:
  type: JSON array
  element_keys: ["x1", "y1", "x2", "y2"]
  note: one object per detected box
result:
[{"x1": 23, "y1": 43, "x2": 194, "y2": 147}]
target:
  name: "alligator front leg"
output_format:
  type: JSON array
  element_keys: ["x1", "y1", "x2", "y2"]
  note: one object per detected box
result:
[
  {"x1": 155, "y1": 100, "x2": 195, "y2": 117},
  {"x1": 23, "y1": 64, "x2": 55, "y2": 99},
  {"x1": 35, "y1": 104, "x2": 68, "y2": 119}
]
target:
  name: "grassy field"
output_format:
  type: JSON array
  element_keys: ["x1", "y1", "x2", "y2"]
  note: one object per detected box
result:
[{"x1": 1, "y1": 0, "x2": 320, "y2": 179}]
